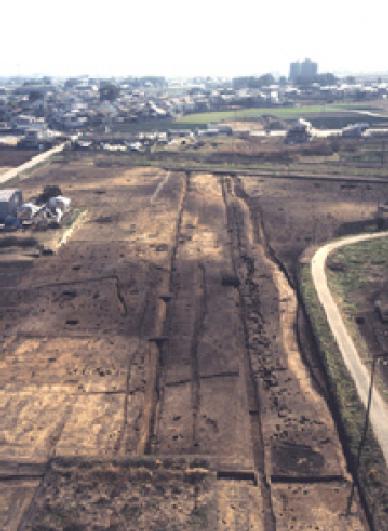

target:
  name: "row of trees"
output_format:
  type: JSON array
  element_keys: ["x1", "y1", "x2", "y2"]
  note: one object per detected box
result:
[
  {"x1": 233, "y1": 74, "x2": 276, "y2": 89},
  {"x1": 233, "y1": 72, "x2": 350, "y2": 89}
]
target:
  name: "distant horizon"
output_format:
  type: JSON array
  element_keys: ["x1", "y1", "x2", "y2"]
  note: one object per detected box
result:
[
  {"x1": 2, "y1": 0, "x2": 388, "y2": 78},
  {"x1": 1, "y1": 69, "x2": 388, "y2": 81}
]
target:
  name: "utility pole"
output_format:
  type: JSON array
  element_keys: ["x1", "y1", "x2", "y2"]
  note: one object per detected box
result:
[
  {"x1": 346, "y1": 354, "x2": 376, "y2": 514},
  {"x1": 346, "y1": 352, "x2": 388, "y2": 514}
]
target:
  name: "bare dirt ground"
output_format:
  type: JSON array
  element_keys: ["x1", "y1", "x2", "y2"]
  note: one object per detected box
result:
[
  {"x1": 243, "y1": 175, "x2": 388, "y2": 283},
  {"x1": 0, "y1": 147, "x2": 36, "y2": 169},
  {"x1": 136, "y1": 135, "x2": 388, "y2": 185},
  {"x1": 0, "y1": 154, "x2": 372, "y2": 529},
  {"x1": 0, "y1": 147, "x2": 37, "y2": 179}
]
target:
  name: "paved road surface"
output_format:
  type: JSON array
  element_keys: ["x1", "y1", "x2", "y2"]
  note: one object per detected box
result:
[
  {"x1": 0, "y1": 142, "x2": 66, "y2": 185},
  {"x1": 354, "y1": 110, "x2": 387, "y2": 118},
  {"x1": 312, "y1": 231, "x2": 388, "y2": 464}
]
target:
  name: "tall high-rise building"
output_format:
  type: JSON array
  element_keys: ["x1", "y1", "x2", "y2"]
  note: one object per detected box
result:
[
  {"x1": 300, "y1": 58, "x2": 318, "y2": 79},
  {"x1": 289, "y1": 62, "x2": 301, "y2": 83},
  {"x1": 289, "y1": 58, "x2": 318, "y2": 83}
]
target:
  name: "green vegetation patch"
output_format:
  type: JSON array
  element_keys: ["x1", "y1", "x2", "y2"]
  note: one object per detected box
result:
[
  {"x1": 328, "y1": 237, "x2": 388, "y2": 294},
  {"x1": 62, "y1": 207, "x2": 83, "y2": 228},
  {"x1": 327, "y1": 237, "x2": 388, "y2": 401},
  {"x1": 299, "y1": 262, "x2": 388, "y2": 530},
  {"x1": 175, "y1": 104, "x2": 369, "y2": 125}
]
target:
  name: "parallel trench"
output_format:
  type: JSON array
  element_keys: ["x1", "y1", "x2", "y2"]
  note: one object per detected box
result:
[
  {"x1": 146, "y1": 170, "x2": 189, "y2": 454},
  {"x1": 220, "y1": 176, "x2": 276, "y2": 530},
  {"x1": 1, "y1": 167, "x2": 371, "y2": 529},
  {"x1": 229, "y1": 174, "x2": 370, "y2": 529},
  {"x1": 140, "y1": 169, "x2": 369, "y2": 528}
]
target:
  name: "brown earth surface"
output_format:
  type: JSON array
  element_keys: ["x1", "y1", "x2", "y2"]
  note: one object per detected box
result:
[
  {"x1": 0, "y1": 154, "x2": 374, "y2": 529},
  {"x1": 0, "y1": 147, "x2": 36, "y2": 167}
]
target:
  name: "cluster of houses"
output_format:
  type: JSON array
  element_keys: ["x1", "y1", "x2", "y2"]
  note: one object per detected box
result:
[
  {"x1": 1, "y1": 75, "x2": 388, "y2": 150},
  {"x1": 73, "y1": 118, "x2": 388, "y2": 151},
  {"x1": 0, "y1": 77, "x2": 248, "y2": 135},
  {"x1": 72, "y1": 125, "x2": 235, "y2": 153}
]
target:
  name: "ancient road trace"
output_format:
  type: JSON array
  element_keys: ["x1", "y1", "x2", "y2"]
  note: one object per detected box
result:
[{"x1": 0, "y1": 159, "x2": 367, "y2": 530}]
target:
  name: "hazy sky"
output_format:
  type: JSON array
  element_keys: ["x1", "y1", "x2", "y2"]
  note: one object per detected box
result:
[{"x1": 2, "y1": 0, "x2": 387, "y2": 77}]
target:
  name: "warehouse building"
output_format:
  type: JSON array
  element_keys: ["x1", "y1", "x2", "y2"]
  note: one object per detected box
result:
[{"x1": 0, "y1": 189, "x2": 23, "y2": 222}]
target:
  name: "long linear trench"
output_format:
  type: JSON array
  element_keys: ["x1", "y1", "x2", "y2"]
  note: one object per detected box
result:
[
  {"x1": 144, "y1": 171, "x2": 366, "y2": 529},
  {"x1": 225, "y1": 176, "x2": 366, "y2": 529},
  {"x1": 146, "y1": 171, "x2": 268, "y2": 527},
  {"x1": 221, "y1": 176, "x2": 276, "y2": 530}
]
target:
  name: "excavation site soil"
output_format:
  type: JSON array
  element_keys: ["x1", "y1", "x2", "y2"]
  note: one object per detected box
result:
[{"x1": 1, "y1": 152, "x2": 387, "y2": 529}]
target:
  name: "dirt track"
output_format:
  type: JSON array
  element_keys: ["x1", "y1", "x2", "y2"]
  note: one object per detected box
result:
[{"x1": 312, "y1": 232, "x2": 388, "y2": 464}]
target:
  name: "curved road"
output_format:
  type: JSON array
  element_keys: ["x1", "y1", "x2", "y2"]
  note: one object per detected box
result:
[{"x1": 311, "y1": 231, "x2": 388, "y2": 465}]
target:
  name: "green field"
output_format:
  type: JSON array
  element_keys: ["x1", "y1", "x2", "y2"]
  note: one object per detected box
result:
[
  {"x1": 175, "y1": 103, "x2": 382, "y2": 125},
  {"x1": 327, "y1": 237, "x2": 388, "y2": 399}
]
